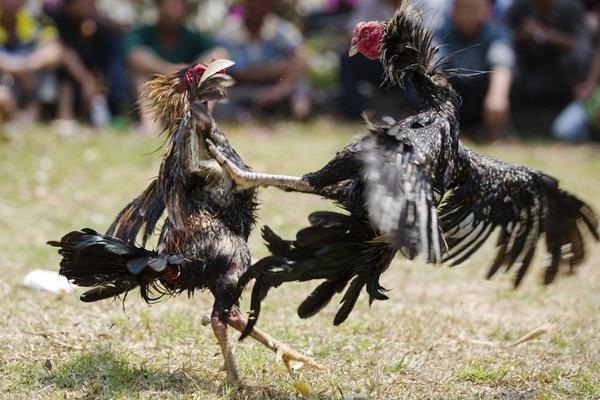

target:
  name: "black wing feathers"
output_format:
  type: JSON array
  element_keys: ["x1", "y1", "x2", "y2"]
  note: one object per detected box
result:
[
  {"x1": 439, "y1": 148, "x2": 599, "y2": 286},
  {"x1": 362, "y1": 116, "x2": 448, "y2": 262},
  {"x1": 239, "y1": 212, "x2": 395, "y2": 337}
]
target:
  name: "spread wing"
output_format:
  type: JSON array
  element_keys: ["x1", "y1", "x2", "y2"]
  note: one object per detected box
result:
[
  {"x1": 439, "y1": 147, "x2": 599, "y2": 286},
  {"x1": 361, "y1": 114, "x2": 450, "y2": 262}
]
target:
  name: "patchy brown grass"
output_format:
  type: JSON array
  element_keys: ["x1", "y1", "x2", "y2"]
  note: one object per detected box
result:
[{"x1": 0, "y1": 121, "x2": 599, "y2": 399}]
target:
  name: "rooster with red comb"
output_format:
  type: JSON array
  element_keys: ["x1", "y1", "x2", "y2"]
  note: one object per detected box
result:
[
  {"x1": 205, "y1": 2, "x2": 598, "y2": 338},
  {"x1": 49, "y1": 59, "x2": 323, "y2": 386}
]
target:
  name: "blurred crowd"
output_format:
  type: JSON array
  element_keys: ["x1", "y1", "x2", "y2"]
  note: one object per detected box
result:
[{"x1": 0, "y1": 0, "x2": 598, "y2": 142}]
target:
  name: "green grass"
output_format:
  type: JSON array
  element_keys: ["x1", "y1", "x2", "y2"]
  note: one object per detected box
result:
[{"x1": 1, "y1": 121, "x2": 600, "y2": 399}]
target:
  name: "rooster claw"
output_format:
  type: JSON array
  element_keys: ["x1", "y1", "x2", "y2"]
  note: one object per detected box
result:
[
  {"x1": 205, "y1": 139, "x2": 256, "y2": 191},
  {"x1": 275, "y1": 344, "x2": 325, "y2": 375}
]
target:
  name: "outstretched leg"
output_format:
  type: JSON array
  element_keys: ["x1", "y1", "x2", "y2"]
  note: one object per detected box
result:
[
  {"x1": 211, "y1": 314, "x2": 242, "y2": 386},
  {"x1": 205, "y1": 139, "x2": 316, "y2": 193},
  {"x1": 227, "y1": 310, "x2": 324, "y2": 374}
]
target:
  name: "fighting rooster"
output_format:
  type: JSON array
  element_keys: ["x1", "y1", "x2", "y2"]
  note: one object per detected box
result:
[
  {"x1": 206, "y1": 3, "x2": 599, "y2": 337},
  {"x1": 49, "y1": 60, "x2": 322, "y2": 386}
]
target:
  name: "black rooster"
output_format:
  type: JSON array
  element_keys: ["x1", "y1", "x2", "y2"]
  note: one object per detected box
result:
[
  {"x1": 49, "y1": 60, "x2": 321, "y2": 385},
  {"x1": 206, "y1": 3, "x2": 599, "y2": 338}
]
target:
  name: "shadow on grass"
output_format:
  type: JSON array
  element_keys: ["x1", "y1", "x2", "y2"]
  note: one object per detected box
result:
[
  {"x1": 46, "y1": 348, "x2": 209, "y2": 397},
  {"x1": 45, "y1": 347, "x2": 295, "y2": 399}
]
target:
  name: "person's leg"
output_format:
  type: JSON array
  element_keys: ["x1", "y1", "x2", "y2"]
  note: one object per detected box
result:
[
  {"x1": 56, "y1": 78, "x2": 76, "y2": 121},
  {"x1": 551, "y1": 101, "x2": 591, "y2": 143},
  {"x1": 0, "y1": 84, "x2": 16, "y2": 123},
  {"x1": 290, "y1": 80, "x2": 311, "y2": 120}
]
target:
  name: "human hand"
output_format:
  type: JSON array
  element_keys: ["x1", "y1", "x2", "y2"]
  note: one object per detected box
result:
[
  {"x1": 522, "y1": 18, "x2": 547, "y2": 43},
  {"x1": 575, "y1": 80, "x2": 596, "y2": 100},
  {"x1": 0, "y1": 53, "x2": 26, "y2": 75},
  {"x1": 255, "y1": 85, "x2": 287, "y2": 107}
]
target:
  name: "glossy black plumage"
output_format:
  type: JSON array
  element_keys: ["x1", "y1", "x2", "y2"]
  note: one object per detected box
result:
[
  {"x1": 49, "y1": 66, "x2": 258, "y2": 320},
  {"x1": 237, "y1": 3, "x2": 598, "y2": 334},
  {"x1": 439, "y1": 147, "x2": 599, "y2": 286},
  {"x1": 49, "y1": 62, "x2": 326, "y2": 383}
]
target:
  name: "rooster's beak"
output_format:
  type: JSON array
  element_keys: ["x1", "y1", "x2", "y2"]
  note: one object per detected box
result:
[{"x1": 348, "y1": 45, "x2": 359, "y2": 57}]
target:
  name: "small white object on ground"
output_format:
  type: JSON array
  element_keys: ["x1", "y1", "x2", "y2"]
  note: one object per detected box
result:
[
  {"x1": 23, "y1": 269, "x2": 75, "y2": 294},
  {"x1": 507, "y1": 322, "x2": 555, "y2": 347}
]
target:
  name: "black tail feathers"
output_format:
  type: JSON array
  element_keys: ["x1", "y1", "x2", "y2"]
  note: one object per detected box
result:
[
  {"x1": 239, "y1": 211, "x2": 396, "y2": 339},
  {"x1": 106, "y1": 179, "x2": 164, "y2": 246},
  {"x1": 48, "y1": 229, "x2": 183, "y2": 303}
]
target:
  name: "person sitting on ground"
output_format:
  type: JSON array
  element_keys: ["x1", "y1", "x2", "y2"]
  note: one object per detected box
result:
[
  {"x1": 435, "y1": 0, "x2": 514, "y2": 141},
  {"x1": 551, "y1": 29, "x2": 600, "y2": 142},
  {"x1": 507, "y1": 0, "x2": 591, "y2": 131},
  {"x1": 0, "y1": 0, "x2": 100, "y2": 128},
  {"x1": 51, "y1": 0, "x2": 127, "y2": 128},
  {"x1": 124, "y1": 0, "x2": 217, "y2": 133},
  {"x1": 216, "y1": 0, "x2": 310, "y2": 121},
  {"x1": 0, "y1": 0, "x2": 62, "y2": 123}
]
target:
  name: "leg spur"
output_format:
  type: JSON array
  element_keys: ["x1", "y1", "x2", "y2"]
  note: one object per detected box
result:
[{"x1": 205, "y1": 139, "x2": 315, "y2": 194}]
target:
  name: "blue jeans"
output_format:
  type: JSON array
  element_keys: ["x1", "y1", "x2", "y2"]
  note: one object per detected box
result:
[{"x1": 551, "y1": 101, "x2": 591, "y2": 143}]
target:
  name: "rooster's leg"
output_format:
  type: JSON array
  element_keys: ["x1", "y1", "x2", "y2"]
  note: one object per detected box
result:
[
  {"x1": 205, "y1": 140, "x2": 315, "y2": 193},
  {"x1": 211, "y1": 314, "x2": 242, "y2": 386},
  {"x1": 227, "y1": 310, "x2": 324, "y2": 374}
]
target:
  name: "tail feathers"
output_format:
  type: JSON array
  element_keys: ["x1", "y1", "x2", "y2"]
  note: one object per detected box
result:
[
  {"x1": 106, "y1": 179, "x2": 164, "y2": 246},
  {"x1": 334, "y1": 275, "x2": 366, "y2": 326},
  {"x1": 242, "y1": 211, "x2": 395, "y2": 333},
  {"x1": 48, "y1": 229, "x2": 183, "y2": 303},
  {"x1": 261, "y1": 226, "x2": 293, "y2": 257},
  {"x1": 79, "y1": 284, "x2": 136, "y2": 302},
  {"x1": 297, "y1": 277, "x2": 351, "y2": 319}
]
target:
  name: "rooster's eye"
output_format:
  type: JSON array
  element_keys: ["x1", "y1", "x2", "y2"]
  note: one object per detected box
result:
[{"x1": 362, "y1": 30, "x2": 369, "y2": 37}]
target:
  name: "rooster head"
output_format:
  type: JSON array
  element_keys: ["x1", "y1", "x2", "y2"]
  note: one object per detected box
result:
[
  {"x1": 349, "y1": 21, "x2": 385, "y2": 60},
  {"x1": 178, "y1": 58, "x2": 235, "y2": 96},
  {"x1": 144, "y1": 59, "x2": 235, "y2": 132}
]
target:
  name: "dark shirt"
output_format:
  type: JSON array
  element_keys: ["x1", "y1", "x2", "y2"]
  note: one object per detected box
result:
[
  {"x1": 435, "y1": 21, "x2": 515, "y2": 73},
  {"x1": 506, "y1": 0, "x2": 588, "y2": 70},
  {"x1": 124, "y1": 24, "x2": 214, "y2": 64},
  {"x1": 54, "y1": 15, "x2": 116, "y2": 73}
]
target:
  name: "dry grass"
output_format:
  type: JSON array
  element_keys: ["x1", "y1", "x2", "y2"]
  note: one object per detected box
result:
[{"x1": 0, "y1": 121, "x2": 599, "y2": 400}]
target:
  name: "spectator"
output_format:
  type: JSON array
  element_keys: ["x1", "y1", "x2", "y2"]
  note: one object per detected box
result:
[
  {"x1": 51, "y1": 0, "x2": 127, "y2": 127},
  {"x1": 436, "y1": 0, "x2": 514, "y2": 140},
  {"x1": 551, "y1": 30, "x2": 600, "y2": 142},
  {"x1": 0, "y1": 0, "x2": 63, "y2": 123},
  {"x1": 507, "y1": 0, "x2": 590, "y2": 115},
  {"x1": 125, "y1": 0, "x2": 217, "y2": 133},
  {"x1": 347, "y1": 0, "x2": 447, "y2": 32},
  {"x1": 216, "y1": 0, "x2": 310, "y2": 120}
]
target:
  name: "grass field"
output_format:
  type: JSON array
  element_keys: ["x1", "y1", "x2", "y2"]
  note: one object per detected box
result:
[{"x1": 0, "y1": 121, "x2": 599, "y2": 400}]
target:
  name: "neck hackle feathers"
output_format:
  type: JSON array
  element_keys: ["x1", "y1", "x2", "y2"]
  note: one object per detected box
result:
[
  {"x1": 378, "y1": 3, "x2": 460, "y2": 117},
  {"x1": 143, "y1": 59, "x2": 235, "y2": 134}
]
